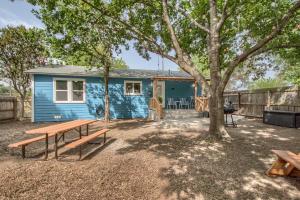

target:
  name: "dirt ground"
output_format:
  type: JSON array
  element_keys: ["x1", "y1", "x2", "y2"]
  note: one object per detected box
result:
[{"x1": 0, "y1": 118, "x2": 299, "y2": 200}]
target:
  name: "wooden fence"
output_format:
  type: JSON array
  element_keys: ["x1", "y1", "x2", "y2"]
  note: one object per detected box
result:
[
  {"x1": 0, "y1": 96, "x2": 31, "y2": 121},
  {"x1": 224, "y1": 87, "x2": 300, "y2": 118},
  {"x1": 0, "y1": 97, "x2": 17, "y2": 121}
]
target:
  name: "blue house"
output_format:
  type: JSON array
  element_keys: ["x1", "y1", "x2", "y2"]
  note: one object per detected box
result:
[{"x1": 27, "y1": 65, "x2": 202, "y2": 122}]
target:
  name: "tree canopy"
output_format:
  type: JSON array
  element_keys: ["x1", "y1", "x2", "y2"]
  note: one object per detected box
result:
[
  {"x1": 0, "y1": 26, "x2": 47, "y2": 118},
  {"x1": 247, "y1": 78, "x2": 288, "y2": 90},
  {"x1": 29, "y1": 0, "x2": 300, "y2": 138}
]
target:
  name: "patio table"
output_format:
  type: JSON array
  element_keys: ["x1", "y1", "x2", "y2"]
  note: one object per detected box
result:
[{"x1": 25, "y1": 119, "x2": 96, "y2": 159}]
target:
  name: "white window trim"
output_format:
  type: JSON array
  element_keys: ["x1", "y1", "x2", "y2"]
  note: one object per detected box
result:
[
  {"x1": 53, "y1": 78, "x2": 86, "y2": 103},
  {"x1": 124, "y1": 80, "x2": 143, "y2": 96}
]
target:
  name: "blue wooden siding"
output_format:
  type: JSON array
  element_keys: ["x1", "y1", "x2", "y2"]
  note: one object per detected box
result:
[
  {"x1": 33, "y1": 75, "x2": 201, "y2": 122},
  {"x1": 34, "y1": 75, "x2": 151, "y2": 122}
]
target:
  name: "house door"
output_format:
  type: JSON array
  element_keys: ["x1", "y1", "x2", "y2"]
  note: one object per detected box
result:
[{"x1": 157, "y1": 81, "x2": 165, "y2": 108}]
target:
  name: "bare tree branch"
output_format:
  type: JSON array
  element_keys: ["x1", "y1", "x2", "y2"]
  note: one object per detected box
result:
[{"x1": 221, "y1": 0, "x2": 300, "y2": 90}]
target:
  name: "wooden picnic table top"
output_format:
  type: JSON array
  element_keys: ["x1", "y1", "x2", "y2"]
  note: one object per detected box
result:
[
  {"x1": 272, "y1": 150, "x2": 300, "y2": 170},
  {"x1": 26, "y1": 120, "x2": 96, "y2": 135}
]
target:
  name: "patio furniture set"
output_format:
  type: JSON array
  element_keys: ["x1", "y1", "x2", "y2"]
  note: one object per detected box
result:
[
  {"x1": 167, "y1": 97, "x2": 195, "y2": 109},
  {"x1": 8, "y1": 120, "x2": 110, "y2": 160}
]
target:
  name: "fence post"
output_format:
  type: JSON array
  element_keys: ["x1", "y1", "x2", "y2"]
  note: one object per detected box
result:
[
  {"x1": 13, "y1": 98, "x2": 17, "y2": 120},
  {"x1": 267, "y1": 90, "x2": 271, "y2": 110}
]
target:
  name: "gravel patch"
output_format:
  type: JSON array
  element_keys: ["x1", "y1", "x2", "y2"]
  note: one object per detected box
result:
[{"x1": 0, "y1": 118, "x2": 299, "y2": 199}]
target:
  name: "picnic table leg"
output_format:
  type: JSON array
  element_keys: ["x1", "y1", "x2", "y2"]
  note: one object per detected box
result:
[
  {"x1": 44, "y1": 134, "x2": 48, "y2": 160},
  {"x1": 62, "y1": 133, "x2": 65, "y2": 143},
  {"x1": 79, "y1": 126, "x2": 82, "y2": 139},
  {"x1": 78, "y1": 146, "x2": 82, "y2": 161},
  {"x1": 54, "y1": 134, "x2": 58, "y2": 159},
  {"x1": 21, "y1": 145, "x2": 25, "y2": 159},
  {"x1": 104, "y1": 133, "x2": 106, "y2": 143},
  {"x1": 86, "y1": 124, "x2": 89, "y2": 136}
]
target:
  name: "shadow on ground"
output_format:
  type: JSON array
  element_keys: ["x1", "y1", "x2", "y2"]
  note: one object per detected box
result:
[{"x1": 117, "y1": 119, "x2": 300, "y2": 199}]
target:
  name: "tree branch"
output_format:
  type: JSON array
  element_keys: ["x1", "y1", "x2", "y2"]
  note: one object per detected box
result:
[
  {"x1": 221, "y1": 0, "x2": 300, "y2": 90},
  {"x1": 81, "y1": 0, "x2": 169, "y2": 64},
  {"x1": 162, "y1": 0, "x2": 184, "y2": 60},
  {"x1": 216, "y1": 0, "x2": 229, "y2": 31},
  {"x1": 161, "y1": 0, "x2": 211, "y2": 92},
  {"x1": 175, "y1": 4, "x2": 210, "y2": 34},
  {"x1": 249, "y1": 43, "x2": 300, "y2": 58}
]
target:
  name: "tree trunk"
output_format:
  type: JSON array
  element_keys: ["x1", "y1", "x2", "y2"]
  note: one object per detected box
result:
[
  {"x1": 19, "y1": 96, "x2": 25, "y2": 120},
  {"x1": 104, "y1": 64, "x2": 110, "y2": 123},
  {"x1": 208, "y1": 89, "x2": 230, "y2": 139}
]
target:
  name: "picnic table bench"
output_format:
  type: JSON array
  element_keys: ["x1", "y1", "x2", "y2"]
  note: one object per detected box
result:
[
  {"x1": 65, "y1": 128, "x2": 110, "y2": 160},
  {"x1": 8, "y1": 120, "x2": 96, "y2": 159},
  {"x1": 266, "y1": 150, "x2": 300, "y2": 177}
]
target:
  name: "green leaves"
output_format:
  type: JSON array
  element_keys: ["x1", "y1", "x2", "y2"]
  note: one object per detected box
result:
[
  {"x1": 248, "y1": 78, "x2": 288, "y2": 90},
  {"x1": 0, "y1": 25, "x2": 47, "y2": 98},
  {"x1": 30, "y1": 0, "x2": 129, "y2": 69}
]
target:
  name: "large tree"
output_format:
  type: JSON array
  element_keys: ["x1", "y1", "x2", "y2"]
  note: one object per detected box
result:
[
  {"x1": 30, "y1": 0, "x2": 300, "y2": 139},
  {"x1": 29, "y1": 0, "x2": 128, "y2": 122},
  {"x1": 0, "y1": 26, "x2": 47, "y2": 118}
]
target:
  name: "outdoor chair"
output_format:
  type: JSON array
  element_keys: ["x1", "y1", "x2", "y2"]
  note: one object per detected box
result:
[
  {"x1": 167, "y1": 98, "x2": 177, "y2": 109},
  {"x1": 179, "y1": 98, "x2": 190, "y2": 109}
]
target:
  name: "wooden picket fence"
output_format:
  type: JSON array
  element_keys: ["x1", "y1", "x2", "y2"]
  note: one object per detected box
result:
[{"x1": 224, "y1": 86, "x2": 300, "y2": 118}]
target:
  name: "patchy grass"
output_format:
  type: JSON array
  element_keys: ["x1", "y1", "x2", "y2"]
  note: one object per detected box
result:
[{"x1": 0, "y1": 118, "x2": 299, "y2": 199}]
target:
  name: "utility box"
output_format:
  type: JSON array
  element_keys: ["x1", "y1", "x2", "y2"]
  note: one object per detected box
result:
[{"x1": 263, "y1": 110, "x2": 300, "y2": 128}]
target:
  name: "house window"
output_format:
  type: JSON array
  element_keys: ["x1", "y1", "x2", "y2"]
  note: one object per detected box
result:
[
  {"x1": 54, "y1": 79, "x2": 85, "y2": 103},
  {"x1": 55, "y1": 80, "x2": 68, "y2": 101},
  {"x1": 124, "y1": 81, "x2": 142, "y2": 95},
  {"x1": 72, "y1": 81, "x2": 84, "y2": 101}
]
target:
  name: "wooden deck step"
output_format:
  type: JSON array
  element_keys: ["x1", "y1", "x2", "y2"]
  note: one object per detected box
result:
[{"x1": 65, "y1": 129, "x2": 110, "y2": 149}]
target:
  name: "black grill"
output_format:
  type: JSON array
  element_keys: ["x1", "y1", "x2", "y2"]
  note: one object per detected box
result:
[{"x1": 224, "y1": 102, "x2": 237, "y2": 127}]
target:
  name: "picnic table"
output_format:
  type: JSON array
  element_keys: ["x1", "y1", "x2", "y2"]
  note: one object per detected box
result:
[
  {"x1": 25, "y1": 119, "x2": 96, "y2": 159},
  {"x1": 266, "y1": 150, "x2": 300, "y2": 177}
]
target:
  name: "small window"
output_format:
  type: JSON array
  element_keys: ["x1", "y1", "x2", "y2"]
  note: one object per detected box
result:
[
  {"x1": 124, "y1": 81, "x2": 142, "y2": 95},
  {"x1": 54, "y1": 79, "x2": 85, "y2": 103}
]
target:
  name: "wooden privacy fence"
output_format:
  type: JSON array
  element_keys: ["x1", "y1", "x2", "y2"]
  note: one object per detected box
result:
[
  {"x1": 0, "y1": 97, "x2": 17, "y2": 121},
  {"x1": 224, "y1": 87, "x2": 300, "y2": 118},
  {"x1": 0, "y1": 96, "x2": 31, "y2": 121}
]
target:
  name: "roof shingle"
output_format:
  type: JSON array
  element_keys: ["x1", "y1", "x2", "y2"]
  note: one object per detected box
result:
[{"x1": 26, "y1": 65, "x2": 193, "y2": 79}]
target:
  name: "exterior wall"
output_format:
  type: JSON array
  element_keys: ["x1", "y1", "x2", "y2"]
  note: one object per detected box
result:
[
  {"x1": 33, "y1": 75, "x2": 151, "y2": 122},
  {"x1": 33, "y1": 74, "x2": 201, "y2": 122}
]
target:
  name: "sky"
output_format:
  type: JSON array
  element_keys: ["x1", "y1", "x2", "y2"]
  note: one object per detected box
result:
[{"x1": 0, "y1": 0, "x2": 179, "y2": 71}]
